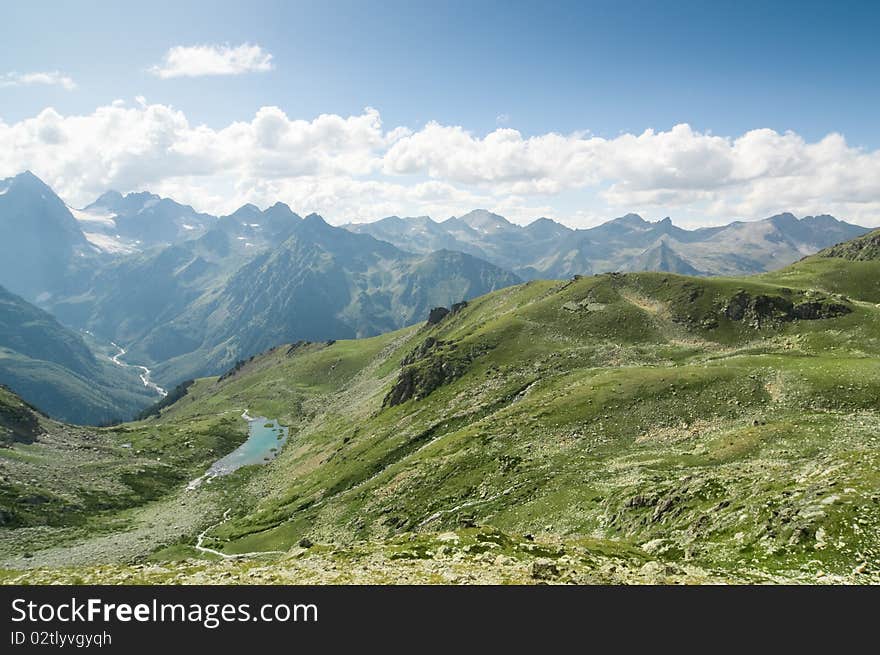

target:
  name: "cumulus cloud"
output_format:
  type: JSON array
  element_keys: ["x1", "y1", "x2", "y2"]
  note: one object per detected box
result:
[
  {"x1": 0, "y1": 71, "x2": 77, "y2": 90},
  {"x1": 1, "y1": 101, "x2": 878, "y2": 226},
  {"x1": 149, "y1": 43, "x2": 274, "y2": 78},
  {"x1": 383, "y1": 121, "x2": 880, "y2": 224}
]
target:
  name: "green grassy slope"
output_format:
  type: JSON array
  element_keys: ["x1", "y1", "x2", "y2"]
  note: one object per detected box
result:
[
  {"x1": 185, "y1": 272, "x2": 877, "y2": 581},
  {"x1": 760, "y1": 229, "x2": 880, "y2": 303},
  {"x1": 2, "y1": 248, "x2": 878, "y2": 583}
]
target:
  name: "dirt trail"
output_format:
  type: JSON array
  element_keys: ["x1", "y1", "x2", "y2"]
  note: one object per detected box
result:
[{"x1": 194, "y1": 509, "x2": 285, "y2": 559}]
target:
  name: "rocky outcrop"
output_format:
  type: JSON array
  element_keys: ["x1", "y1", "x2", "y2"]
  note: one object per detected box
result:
[
  {"x1": 401, "y1": 337, "x2": 443, "y2": 366},
  {"x1": 426, "y1": 307, "x2": 449, "y2": 325},
  {"x1": 723, "y1": 291, "x2": 851, "y2": 327},
  {"x1": 791, "y1": 300, "x2": 852, "y2": 320},
  {"x1": 819, "y1": 229, "x2": 880, "y2": 261},
  {"x1": 383, "y1": 333, "x2": 484, "y2": 407},
  {"x1": 426, "y1": 301, "x2": 468, "y2": 326},
  {"x1": 382, "y1": 338, "x2": 470, "y2": 407}
]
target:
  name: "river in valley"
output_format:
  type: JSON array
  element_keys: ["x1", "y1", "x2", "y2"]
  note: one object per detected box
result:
[{"x1": 110, "y1": 342, "x2": 168, "y2": 397}]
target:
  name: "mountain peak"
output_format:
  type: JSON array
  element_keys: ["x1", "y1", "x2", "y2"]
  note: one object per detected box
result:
[
  {"x1": 303, "y1": 212, "x2": 329, "y2": 226},
  {"x1": 264, "y1": 201, "x2": 300, "y2": 219},
  {"x1": 612, "y1": 213, "x2": 648, "y2": 227},
  {"x1": 2, "y1": 172, "x2": 69, "y2": 212},
  {"x1": 767, "y1": 212, "x2": 800, "y2": 227},
  {"x1": 457, "y1": 209, "x2": 512, "y2": 232},
  {"x1": 230, "y1": 203, "x2": 261, "y2": 218},
  {"x1": 0, "y1": 172, "x2": 91, "y2": 301},
  {"x1": 84, "y1": 189, "x2": 125, "y2": 211},
  {"x1": 801, "y1": 214, "x2": 843, "y2": 227},
  {"x1": 524, "y1": 216, "x2": 572, "y2": 238},
  {"x1": 7, "y1": 170, "x2": 53, "y2": 194},
  {"x1": 16, "y1": 170, "x2": 43, "y2": 183},
  {"x1": 125, "y1": 190, "x2": 161, "y2": 203},
  {"x1": 93, "y1": 190, "x2": 124, "y2": 206},
  {"x1": 86, "y1": 189, "x2": 163, "y2": 214},
  {"x1": 652, "y1": 216, "x2": 677, "y2": 234},
  {"x1": 631, "y1": 238, "x2": 702, "y2": 275}
]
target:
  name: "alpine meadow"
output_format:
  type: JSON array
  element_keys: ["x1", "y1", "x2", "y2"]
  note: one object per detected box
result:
[{"x1": 1, "y1": 1, "x2": 879, "y2": 591}]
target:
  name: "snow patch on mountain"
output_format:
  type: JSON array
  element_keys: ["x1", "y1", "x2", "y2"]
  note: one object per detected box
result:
[
  {"x1": 69, "y1": 206, "x2": 117, "y2": 229},
  {"x1": 83, "y1": 232, "x2": 138, "y2": 254}
]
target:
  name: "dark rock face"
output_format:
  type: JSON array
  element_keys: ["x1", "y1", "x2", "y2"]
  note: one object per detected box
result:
[
  {"x1": 791, "y1": 301, "x2": 852, "y2": 320},
  {"x1": 383, "y1": 354, "x2": 468, "y2": 407},
  {"x1": 426, "y1": 301, "x2": 468, "y2": 326},
  {"x1": 723, "y1": 291, "x2": 851, "y2": 326},
  {"x1": 383, "y1": 335, "x2": 485, "y2": 407},
  {"x1": 724, "y1": 292, "x2": 792, "y2": 323},
  {"x1": 427, "y1": 307, "x2": 450, "y2": 325}
]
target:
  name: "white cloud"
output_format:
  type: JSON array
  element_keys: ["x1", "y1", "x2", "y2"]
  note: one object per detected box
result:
[
  {"x1": 1, "y1": 101, "x2": 878, "y2": 227},
  {"x1": 383, "y1": 121, "x2": 880, "y2": 225},
  {"x1": 150, "y1": 43, "x2": 274, "y2": 78},
  {"x1": 0, "y1": 71, "x2": 77, "y2": 90}
]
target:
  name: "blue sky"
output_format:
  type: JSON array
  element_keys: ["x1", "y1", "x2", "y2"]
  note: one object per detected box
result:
[{"x1": 2, "y1": 0, "x2": 879, "y2": 226}]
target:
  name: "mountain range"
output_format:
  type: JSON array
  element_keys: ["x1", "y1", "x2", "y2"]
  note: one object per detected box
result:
[
  {"x1": 70, "y1": 211, "x2": 520, "y2": 385},
  {"x1": 1, "y1": 227, "x2": 878, "y2": 584},
  {"x1": 0, "y1": 173, "x2": 519, "y2": 417},
  {"x1": 0, "y1": 170, "x2": 872, "y2": 424},
  {"x1": 345, "y1": 208, "x2": 869, "y2": 279}
]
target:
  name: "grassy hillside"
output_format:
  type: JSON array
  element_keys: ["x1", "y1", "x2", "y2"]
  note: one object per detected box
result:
[
  {"x1": 818, "y1": 228, "x2": 880, "y2": 261},
  {"x1": 760, "y1": 229, "x2": 880, "y2": 303},
  {"x1": 1, "y1": 248, "x2": 878, "y2": 584}
]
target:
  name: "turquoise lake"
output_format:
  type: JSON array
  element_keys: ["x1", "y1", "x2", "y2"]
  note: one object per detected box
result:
[{"x1": 206, "y1": 416, "x2": 289, "y2": 477}]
